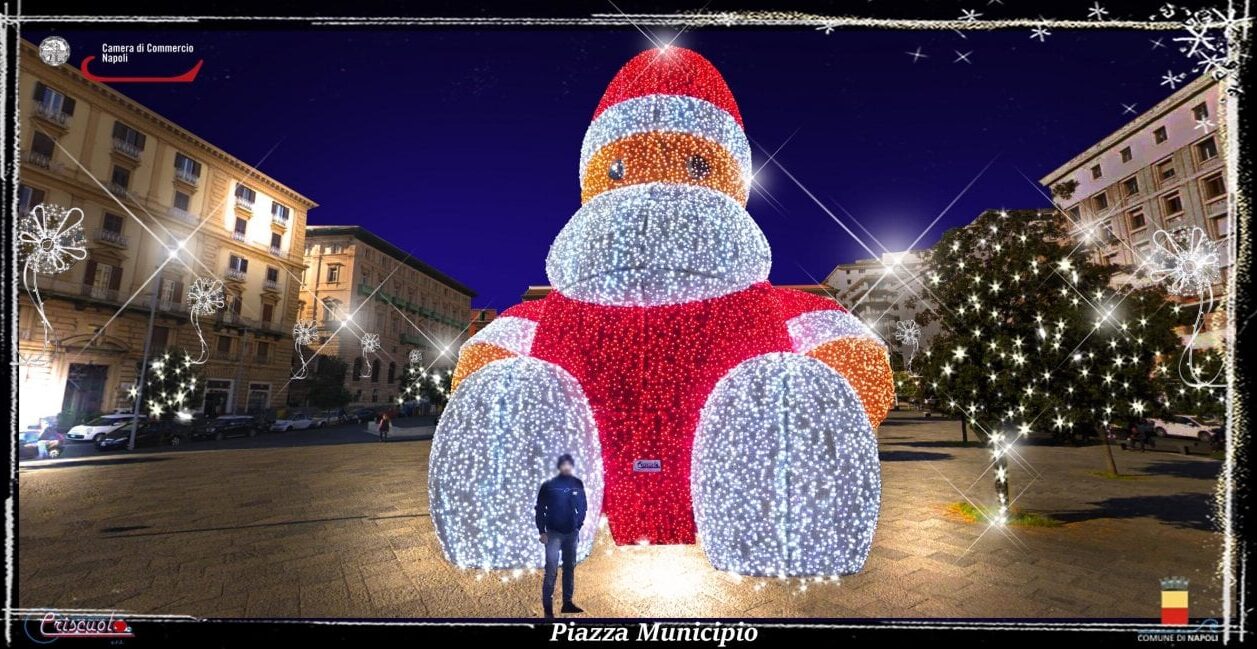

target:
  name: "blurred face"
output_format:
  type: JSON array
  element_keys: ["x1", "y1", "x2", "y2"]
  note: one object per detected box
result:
[{"x1": 558, "y1": 461, "x2": 574, "y2": 476}]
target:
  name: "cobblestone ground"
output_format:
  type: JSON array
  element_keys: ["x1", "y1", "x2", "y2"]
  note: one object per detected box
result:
[{"x1": 17, "y1": 413, "x2": 1229, "y2": 619}]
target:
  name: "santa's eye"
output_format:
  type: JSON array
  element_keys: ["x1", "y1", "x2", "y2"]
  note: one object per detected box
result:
[
  {"x1": 608, "y1": 159, "x2": 625, "y2": 180},
  {"x1": 687, "y1": 154, "x2": 711, "y2": 180}
]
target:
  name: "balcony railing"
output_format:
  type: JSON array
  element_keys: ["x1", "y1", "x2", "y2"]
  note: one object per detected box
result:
[
  {"x1": 263, "y1": 278, "x2": 280, "y2": 292},
  {"x1": 34, "y1": 102, "x2": 71, "y2": 127},
  {"x1": 92, "y1": 228, "x2": 129, "y2": 248},
  {"x1": 236, "y1": 196, "x2": 254, "y2": 212},
  {"x1": 25, "y1": 150, "x2": 52, "y2": 169},
  {"x1": 271, "y1": 213, "x2": 289, "y2": 228},
  {"x1": 112, "y1": 138, "x2": 143, "y2": 160},
  {"x1": 174, "y1": 167, "x2": 201, "y2": 186},
  {"x1": 159, "y1": 299, "x2": 188, "y2": 315},
  {"x1": 168, "y1": 207, "x2": 198, "y2": 225},
  {"x1": 80, "y1": 283, "x2": 120, "y2": 303},
  {"x1": 108, "y1": 182, "x2": 130, "y2": 198},
  {"x1": 270, "y1": 245, "x2": 283, "y2": 256},
  {"x1": 225, "y1": 268, "x2": 247, "y2": 282},
  {"x1": 400, "y1": 332, "x2": 426, "y2": 346},
  {"x1": 231, "y1": 230, "x2": 247, "y2": 242},
  {"x1": 212, "y1": 349, "x2": 240, "y2": 362},
  {"x1": 1206, "y1": 198, "x2": 1228, "y2": 216}
]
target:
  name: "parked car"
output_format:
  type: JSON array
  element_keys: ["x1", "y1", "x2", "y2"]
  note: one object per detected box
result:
[
  {"x1": 271, "y1": 413, "x2": 317, "y2": 432},
  {"x1": 18, "y1": 429, "x2": 65, "y2": 460},
  {"x1": 65, "y1": 413, "x2": 145, "y2": 444},
  {"x1": 1150, "y1": 415, "x2": 1222, "y2": 442},
  {"x1": 198, "y1": 415, "x2": 265, "y2": 440},
  {"x1": 319, "y1": 409, "x2": 351, "y2": 426},
  {"x1": 95, "y1": 421, "x2": 188, "y2": 450},
  {"x1": 349, "y1": 407, "x2": 377, "y2": 423}
]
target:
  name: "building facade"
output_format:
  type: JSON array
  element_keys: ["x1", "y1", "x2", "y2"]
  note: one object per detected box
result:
[
  {"x1": 823, "y1": 250, "x2": 940, "y2": 363},
  {"x1": 16, "y1": 40, "x2": 316, "y2": 426},
  {"x1": 468, "y1": 308, "x2": 498, "y2": 337},
  {"x1": 300, "y1": 226, "x2": 475, "y2": 407},
  {"x1": 1039, "y1": 75, "x2": 1230, "y2": 293}
]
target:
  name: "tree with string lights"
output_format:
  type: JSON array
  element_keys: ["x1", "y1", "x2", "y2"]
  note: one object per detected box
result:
[
  {"x1": 129, "y1": 348, "x2": 205, "y2": 419},
  {"x1": 916, "y1": 209, "x2": 1193, "y2": 493}
]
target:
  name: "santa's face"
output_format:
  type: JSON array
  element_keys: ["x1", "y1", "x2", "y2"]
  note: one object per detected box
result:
[{"x1": 546, "y1": 129, "x2": 771, "y2": 307}]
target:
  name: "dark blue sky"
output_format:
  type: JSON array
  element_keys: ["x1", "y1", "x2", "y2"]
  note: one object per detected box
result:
[{"x1": 26, "y1": 27, "x2": 1184, "y2": 310}]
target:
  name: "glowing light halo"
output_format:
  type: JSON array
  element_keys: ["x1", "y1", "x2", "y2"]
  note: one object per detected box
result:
[
  {"x1": 692, "y1": 353, "x2": 881, "y2": 576},
  {"x1": 429, "y1": 356, "x2": 604, "y2": 569}
]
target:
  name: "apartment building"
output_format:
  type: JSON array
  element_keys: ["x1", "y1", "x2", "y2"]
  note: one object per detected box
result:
[
  {"x1": 824, "y1": 250, "x2": 939, "y2": 362},
  {"x1": 1039, "y1": 75, "x2": 1230, "y2": 294},
  {"x1": 301, "y1": 226, "x2": 475, "y2": 406},
  {"x1": 16, "y1": 39, "x2": 316, "y2": 426},
  {"x1": 468, "y1": 308, "x2": 498, "y2": 337}
]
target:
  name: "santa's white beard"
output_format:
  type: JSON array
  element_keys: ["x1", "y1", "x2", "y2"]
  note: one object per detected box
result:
[{"x1": 546, "y1": 182, "x2": 771, "y2": 307}]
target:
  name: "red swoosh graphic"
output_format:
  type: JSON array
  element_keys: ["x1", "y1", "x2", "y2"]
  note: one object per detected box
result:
[{"x1": 80, "y1": 55, "x2": 203, "y2": 83}]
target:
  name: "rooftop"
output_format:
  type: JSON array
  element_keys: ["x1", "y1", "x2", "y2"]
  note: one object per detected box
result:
[{"x1": 305, "y1": 225, "x2": 476, "y2": 298}]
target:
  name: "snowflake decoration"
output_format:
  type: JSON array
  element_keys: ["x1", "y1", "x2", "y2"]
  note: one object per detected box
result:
[
  {"x1": 19, "y1": 204, "x2": 87, "y2": 274},
  {"x1": 894, "y1": 320, "x2": 922, "y2": 348},
  {"x1": 814, "y1": 20, "x2": 838, "y2": 35},
  {"x1": 1030, "y1": 26, "x2": 1051, "y2": 42},
  {"x1": 959, "y1": 9, "x2": 981, "y2": 22},
  {"x1": 409, "y1": 349, "x2": 423, "y2": 364},
  {"x1": 187, "y1": 277, "x2": 225, "y2": 316},
  {"x1": 1087, "y1": 2, "x2": 1109, "y2": 21},
  {"x1": 293, "y1": 320, "x2": 320, "y2": 346},
  {"x1": 1194, "y1": 116, "x2": 1215, "y2": 131},
  {"x1": 361, "y1": 333, "x2": 381, "y2": 354},
  {"x1": 1147, "y1": 227, "x2": 1221, "y2": 297}
]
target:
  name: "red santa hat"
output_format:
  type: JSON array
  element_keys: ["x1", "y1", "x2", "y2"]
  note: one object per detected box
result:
[{"x1": 579, "y1": 47, "x2": 752, "y2": 192}]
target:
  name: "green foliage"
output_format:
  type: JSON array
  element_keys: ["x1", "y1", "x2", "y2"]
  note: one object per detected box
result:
[
  {"x1": 305, "y1": 356, "x2": 353, "y2": 409},
  {"x1": 916, "y1": 209, "x2": 1191, "y2": 443},
  {"x1": 893, "y1": 370, "x2": 920, "y2": 403}
]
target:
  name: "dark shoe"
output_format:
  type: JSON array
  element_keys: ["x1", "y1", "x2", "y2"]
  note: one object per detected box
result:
[{"x1": 561, "y1": 602, "x2": 584, "y2": 614}]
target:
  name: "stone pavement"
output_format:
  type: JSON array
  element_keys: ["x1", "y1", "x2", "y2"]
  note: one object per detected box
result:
[{"x1": 16, "y1": 412, "x2": 1229, "y2": 619}]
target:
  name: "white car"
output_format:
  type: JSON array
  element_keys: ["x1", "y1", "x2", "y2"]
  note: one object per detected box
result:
[
  {"x1": 1150, "y1": 415, "x2": 1221, "y2": 442},
  {"x1": 271, "y1": 414, "x2": 316, "y2": 432},
  {"x1": 65, "y1": 413, "x2": 145, "y2": 443}
]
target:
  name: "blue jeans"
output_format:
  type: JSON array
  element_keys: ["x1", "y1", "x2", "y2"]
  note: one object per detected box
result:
[{"x1": 542, "y1": 530, "x2": 578, "y2": 611}]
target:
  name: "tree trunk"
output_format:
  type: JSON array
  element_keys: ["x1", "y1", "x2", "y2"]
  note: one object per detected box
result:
[
  {"x1": 1103, "y1": 427, "x2": 1120, "y2": 476},
  {"x1": 960, "y1": 417, "x2": 969, "y2": 445}
]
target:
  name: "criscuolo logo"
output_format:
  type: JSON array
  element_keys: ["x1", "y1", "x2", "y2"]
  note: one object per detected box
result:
[
  {"x1": 38, "y1": 37, "x2": 71, "y2": 67},
  {"x1": 633, "y1": 459, "x2": 662, "y2": 472},
  {"x1": 23, "y1": 611, "x2": 135, "y2": 643}
]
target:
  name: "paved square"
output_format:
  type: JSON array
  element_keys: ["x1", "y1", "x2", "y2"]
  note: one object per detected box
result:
[{"x1": 17, "y1": 413, "x2": 1227, "y2": 618}]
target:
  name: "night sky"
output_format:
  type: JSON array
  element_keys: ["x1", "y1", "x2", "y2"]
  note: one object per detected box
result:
[{"x1": 23, "y1": 27, "x2": 1186, "y2": 310}]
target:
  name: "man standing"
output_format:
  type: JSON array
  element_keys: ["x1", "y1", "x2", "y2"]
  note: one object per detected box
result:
[{"x1": 535, "y1": 454, "x2": 587, "y2": 618}]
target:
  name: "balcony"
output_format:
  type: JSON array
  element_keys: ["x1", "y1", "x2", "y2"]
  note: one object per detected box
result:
[
  {"x1": 271, "y1": 213, "x2": 289, "y2": 229},
  {"x1": 1206, "y1": 198, "x2": 1227, "y2": 217},
  {"x1": 263, "y1": 278, "x2": 280, "y2": 292},
  {"x1": 91, "y1": 228, "x2": 129, "y2": 248},
  {"x1": 168, "y1": 206, "x2": 198, "y2": 226},
  {"x1": 174, "y1": 167, "x2": 201, "y2": 189},
  {"x1": 269, "y1": 245, "x2": 283, "y2": 257},
  {"x1": 25, "y1": 150, "x2": 52, "y2": 169},
  {"x1": 33, "y1": 102, "x2": 72, "y2": 131},
  {"x1": 224, "y1": 268, "x2": 247, "y2": 283},
  {"x1": 235, "y1": 196, "x2": 254, "y2": 213},
  {"x1": 108, "y1": 182, "x2": 130, "y2": 199},
  {"x1": 400, "y1": 332, "x2": 426, "y2": 346},
  {"x1": 80, "y1": 283, "x2": 120, "y2": 303},
  {"x1": 231, "y1": 230, "x2": 247, "y2": 242},
  {"x1": 211, "y1": 349, "x2": 240, "y2": 362},
  {"x1": 111, "y1": 138, "x2": 143, "y2": 162}
]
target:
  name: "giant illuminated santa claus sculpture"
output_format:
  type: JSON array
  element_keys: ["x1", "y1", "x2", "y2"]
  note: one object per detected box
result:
[{"x1": 429, "y1": 47, "x2": 893, "y2": 577}]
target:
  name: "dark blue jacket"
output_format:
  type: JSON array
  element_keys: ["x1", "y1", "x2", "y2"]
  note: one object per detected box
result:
[{"x1": 535, "y1": 475, "x2": 587, "y2": 534}]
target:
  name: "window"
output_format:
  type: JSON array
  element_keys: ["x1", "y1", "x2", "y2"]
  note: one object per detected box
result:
[
  {"x1": 255, "y1": 341, "x2": 270, "y2": 363},
  {"x1": 1092, "y1": 191, "x2": 1109, "y2": 211},
  {"x1": 173, "y1": 190, "x2": 191, "y2": 211},
  {"x1": 266, "y1": 267, "x2": 279, "y2": 283},
  {"x1": 82, "y1": 260, "x2": 121, "y2": 291},
  {"x1": 1192, "y1": 102, "x2": 1209, "y2": 121},
  {"x1": 387, "y1": 362, "x2": 396, "y2": 384},
  {"x1": 1201, "y1": 172, "x2": 1226, "y2": 201},
  {"x1": 33, "y1": 82, "x2": 75, "y2": 117},
  {"x1": 174, "y1": 153, "x2": 201, "y2": 180},
  {"x1": 1155, "y1": 158, "x2": 1176, "y2": 183},
  {"x1": 228, "y1": 254, "x2": 248, "y2": 273},
  {"x1": 1153, "y1": 126, "x2": 1167, "y2": 144},
  {"x1": 111, "y1": 121, "x2": 146, "y2": 150},
  {"x1": 30, "y1": 132, "x2": 55, "y2": 160},
  {"x1": 371, "y1": 359, "x2": 380, "y2": 383},
  {"x1": 229, "y1": 294, "x2": 242, "y2": 315},
  {"x1": 271, "y1": 202, "x2": 290, "y2": 223},
  {"x1": 235, "y1": 184, "x2": 256, "y2": 204},
  {"x1": 100, "y1": 213, "x2": 124, "y2": 234},
  {"x1": 1162, "y1": 192, "x2": 1184, "y2": 218},
  {"x1": 371, "y1": 388, "x2": 379, "y2": 403},
  {"x1": 1121, "y1": 176, "x2": 1140, "y2": 197},
  {"x1": 1127, "y1": 208, "x2": 1147, "y2": 231},
  {"x1": 270, "y1": 232, "x2": 282, "y2": 251},
  {"x1": 1195, "y1": 136, "x2": 1218, "y2": 163},
  {"x1": 159, "y1": 277, "x2": 183, "y2": 304},
  {"x1": 1090, "y1": 165, "x2": 1102, "y2": 179},
  {"x1": 261, "y1": 302, "x2": 275, "y2": 323},
  {"x1": 18, "y1": 185, "x2": 45, "y2": 214},
  {"x1": 353, "y1": 357, "x2": 363, "y2": 380},
  {"x1": 216, "y1": 335, "x2": 233, "y2": 354},
  {"x1": 326, "y1": 265, "x2": 342, "y2": 283},
  {"x1": 1120, "y1": 146, "x2": 1133, "y2": 163},
  {"x1": 151, "y1": 326, "x2": 170, "y2": 350},
  {"x1": 234, "y1": 217, "x2": 248, "y2": 237},
  {"x1": 110, "y1": 166, "x2": 131, "y2": 190}
]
